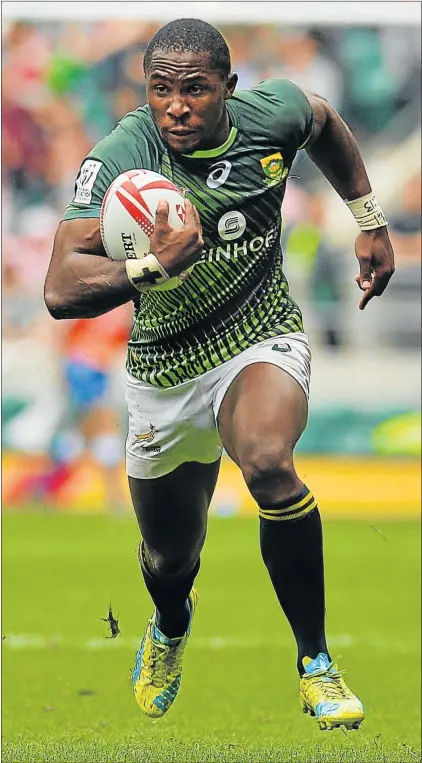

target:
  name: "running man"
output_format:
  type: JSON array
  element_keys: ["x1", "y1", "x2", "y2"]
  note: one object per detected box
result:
[{"x1": 44, "y1": 19, "x2": 395, "y2": 730}]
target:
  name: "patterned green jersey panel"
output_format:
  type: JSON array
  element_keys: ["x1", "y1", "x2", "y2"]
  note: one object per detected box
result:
[
  {"x1": 61, "y1": 80, "x2": 313, "y2": 387},
  {"x1": 244, "y1": 78, "x2": 314, "y2": 150}
]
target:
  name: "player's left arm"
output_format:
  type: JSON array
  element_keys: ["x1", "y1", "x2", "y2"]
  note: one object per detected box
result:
[{"x1": 304, "y1": 92, "x2": 395, "y2": 310}]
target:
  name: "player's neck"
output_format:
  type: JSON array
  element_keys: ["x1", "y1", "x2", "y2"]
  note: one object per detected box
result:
[{"x1": 199, "y1": 109, "x2": 230, "y2": 150}]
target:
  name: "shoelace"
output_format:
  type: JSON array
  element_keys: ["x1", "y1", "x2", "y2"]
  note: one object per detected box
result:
[
  {"x1": 142, "y1": 626, "x2": 183, "y2": 688},
  {"x1": 303, "y1": 659, "x2": 349, "y2": 703}
]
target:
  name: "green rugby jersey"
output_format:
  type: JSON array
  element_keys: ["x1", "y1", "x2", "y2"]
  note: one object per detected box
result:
[{"x1": 63, "y1": 79, "x2": 313, "y2": 387}]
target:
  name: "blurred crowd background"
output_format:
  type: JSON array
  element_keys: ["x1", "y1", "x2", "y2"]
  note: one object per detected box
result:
[{"x1": 2, "y1": 15, "x2": 421, "y2": 514}]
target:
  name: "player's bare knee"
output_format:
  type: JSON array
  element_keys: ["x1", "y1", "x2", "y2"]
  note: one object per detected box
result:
[{"x1": 241, "y1": 445, "x2": 297, "y2": 505}]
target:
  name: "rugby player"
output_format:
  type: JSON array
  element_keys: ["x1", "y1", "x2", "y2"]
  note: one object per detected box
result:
[{"x1": 44, "y1": 19, "x2": 395, "y2": 730}]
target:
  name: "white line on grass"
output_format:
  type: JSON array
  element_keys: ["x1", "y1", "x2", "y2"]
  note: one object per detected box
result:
[{"x1": 1, "y1": 633, "x2": 418, "y2": 653}]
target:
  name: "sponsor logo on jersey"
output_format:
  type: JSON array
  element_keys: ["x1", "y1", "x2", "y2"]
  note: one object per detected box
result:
[
  {"x1": 272, "y1": 343, "x2": 292, "y2": 353},
  {"x1": 73, "y1": 160, "x2": 103, "y2": 204},
  {"x1": 218, "y1": 211, "x2": 246, "y2": 241},
  {"x1": 196, "y1": 221, "x2": 279, "y2": 263},
  {"x1": 260, "y1": 152, "x2": 288, "y2": 186},
  {"x1": 206, "y1": 160, "x2": 232, "y2": 189}
]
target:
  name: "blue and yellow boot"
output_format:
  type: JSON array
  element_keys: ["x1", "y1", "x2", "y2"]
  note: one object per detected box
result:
[
  {"x1": 132, "y1": 588, "x2": 198, "y2": 718},
  {"x1": 300, "y1": 653, "x2": 364, "y2": 731}
]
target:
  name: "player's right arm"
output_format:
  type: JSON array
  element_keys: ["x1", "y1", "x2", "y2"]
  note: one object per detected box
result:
[
  {"x1": 44, "y1": 201, "x2": 203, "y2": 321},
  {"x1": 45, "y1": 218, "x2": 136, "y2": 320}
]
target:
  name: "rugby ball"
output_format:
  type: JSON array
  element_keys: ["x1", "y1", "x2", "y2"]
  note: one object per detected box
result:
[{"x1": 100, "y1": 167, "x2": 187, "y2": 264}]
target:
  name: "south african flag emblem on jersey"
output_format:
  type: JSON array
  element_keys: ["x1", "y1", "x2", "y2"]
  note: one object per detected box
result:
[{"x1": 260, "y1": 152, "x2": 287, "y2": 185}]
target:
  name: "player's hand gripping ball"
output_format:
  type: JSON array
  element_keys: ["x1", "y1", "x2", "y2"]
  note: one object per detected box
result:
[{"x1": 100, "y1": 169, "x2": 189, "y2": 290}]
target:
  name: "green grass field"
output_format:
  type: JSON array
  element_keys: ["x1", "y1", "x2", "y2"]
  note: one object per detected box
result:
[{"x1": 2, "y1": 512, "x2": 421, "y2": 763}]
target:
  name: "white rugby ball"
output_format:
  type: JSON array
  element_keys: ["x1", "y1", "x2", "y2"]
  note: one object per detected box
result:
[{"x1": 100, "y1": 169, "x2": 188, "y2": 291}]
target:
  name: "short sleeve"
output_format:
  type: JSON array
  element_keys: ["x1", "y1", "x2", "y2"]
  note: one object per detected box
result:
[
  {"x1": 256, "y1": 79, "x2": 314, "y2": 152},
  {"x1": 63, "y1": 155, "x2": 116, "y2": 220}
]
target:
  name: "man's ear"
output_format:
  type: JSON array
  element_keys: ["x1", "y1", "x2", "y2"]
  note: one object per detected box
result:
[{"x1": 224, "y1": 72, "x2": 238, "y2": 99}]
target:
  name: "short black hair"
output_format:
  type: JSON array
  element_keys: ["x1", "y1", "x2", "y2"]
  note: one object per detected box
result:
[{"x1": 143, "y1": 18, "x2": 231, "y2": 78}]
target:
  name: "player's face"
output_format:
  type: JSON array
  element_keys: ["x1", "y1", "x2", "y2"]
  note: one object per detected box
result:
[{"x1": 146, "y1": 51, "x2": 237, "y2": 154}]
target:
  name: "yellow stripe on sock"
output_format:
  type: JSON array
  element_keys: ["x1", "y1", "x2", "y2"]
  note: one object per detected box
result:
[
  {"x1": 259, "y1": 499, "x2": 317, "y2": 522},
  {"x1": 260, "y1": 492, "x2": 314, "y2": 517}
]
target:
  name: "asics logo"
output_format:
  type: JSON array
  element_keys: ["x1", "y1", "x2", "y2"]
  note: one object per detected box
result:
[{"x1": 206, "y1": 160, "x2": 232, "y2": 189}]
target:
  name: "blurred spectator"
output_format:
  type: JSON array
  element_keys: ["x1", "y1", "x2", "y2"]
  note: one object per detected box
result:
[
  {"x1": 2, "y1": 260, "x2": 62, "y2": 455},
  {"x1": 2, "y1": 262, "x2": 41, "y2": 340},
  {"x1": 307, "y1": 195, "x2": 345, "y2": 348},
  {"x1": 380, "y1": 26, "x2": 421, "y2": 103},
  {"x1": 2, "y1": 21, "x2": 52, "y2": 110},
  {"x1": 339, "y1": 28, "x2": 398, "y2": 136},
  {"x1": 36, "y1": 98, "x2": 92, "y2": 209},
  {"x1": 226, "y1": 29, "x2": 260, "y2": 90},
  {"x1": 263, "y1": 30, "x2": 344, "y2": 111},
  {"x1": 3, "y1": 204, "x2": 57, "y2": 291},
  {"x1": 44, "y1": 308, "x2": 132, "y2": 513},
  {"x1": 388, "y1": 172, "x2": 421, "y2": 263},
  {"x1": 283, "y1": 191, "x2": 345, "y2": 348},
  {"x1": 2, "y1": 99, "x2": 48, "y2": 211}
]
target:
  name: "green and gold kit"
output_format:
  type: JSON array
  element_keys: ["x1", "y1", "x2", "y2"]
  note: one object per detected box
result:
[{"x1": 64, "y1": 79, "x2": 313, "y2": 387}]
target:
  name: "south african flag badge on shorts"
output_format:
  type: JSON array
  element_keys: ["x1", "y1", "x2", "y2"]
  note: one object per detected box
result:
[{"x1": 260, "y1": 152, "x2": 288, "y2": 185}]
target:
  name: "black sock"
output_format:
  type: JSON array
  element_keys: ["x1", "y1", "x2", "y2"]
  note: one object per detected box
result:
[
  {"x1": 259, "y1": 486, "x2": 330, "y2": 675},
  {"x1": 138, "y1": 542, "x2": 199, "y2": 639}
]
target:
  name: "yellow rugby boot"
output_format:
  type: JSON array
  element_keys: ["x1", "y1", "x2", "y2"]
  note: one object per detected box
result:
[
  {"x1": 132, "y1": 588, "x2": 198, "y2": 718},
  {"x1": 300, "y1": 653, "x2": 365, "y2": 731}
]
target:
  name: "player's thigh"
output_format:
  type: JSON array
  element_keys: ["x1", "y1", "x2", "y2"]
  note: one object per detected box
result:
[
  {"x1": 128, "y1": 459, "x2": 220, "y2": 558},
  {"x1": 218, "y1": 362, "x2": 308, "y2": 484}
]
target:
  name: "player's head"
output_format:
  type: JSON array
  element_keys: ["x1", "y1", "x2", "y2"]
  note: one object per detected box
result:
[{"x1": 143, "y1": 19, "x2": 238, "y2": 154}]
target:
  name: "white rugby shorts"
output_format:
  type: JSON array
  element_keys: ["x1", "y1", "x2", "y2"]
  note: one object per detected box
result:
[{"x1": 125, "y1": 332, "x2": 311, "y2": 479}]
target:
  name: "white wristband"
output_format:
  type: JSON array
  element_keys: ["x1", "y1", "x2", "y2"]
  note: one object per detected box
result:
[
  {"x1": 345, "y1": 192, "x2": 388, "y2": 231},
  {"x1": 125, "y1": 254, "x2": 170, "y2": 293}
]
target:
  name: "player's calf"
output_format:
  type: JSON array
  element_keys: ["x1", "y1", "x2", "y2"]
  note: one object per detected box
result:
[{"x1": 139, "y1": 540, "x2": 201, "y2": 638}]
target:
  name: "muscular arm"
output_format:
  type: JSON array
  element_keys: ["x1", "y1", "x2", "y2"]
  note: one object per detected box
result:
[
  {"x1": 305, "y1": 92, "x2": 371, "y2": 201},
  {"x1": 304, "y1": 92, "x2": 395, "y2": 309},
  {"x1": 44, "y1": 218, "x2": 138, "y2": 320},
  {"x1": 44, "y1": 200, "x2": 203, "y2": 320}
]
